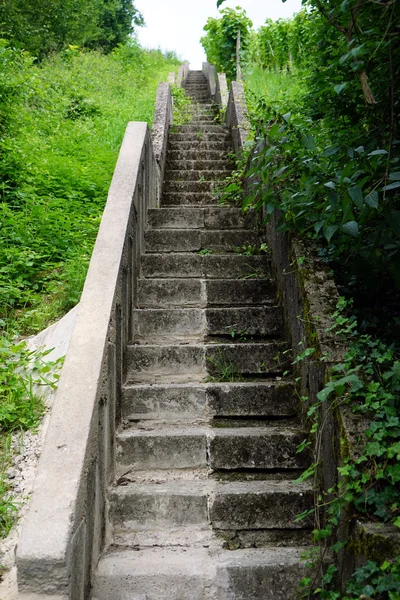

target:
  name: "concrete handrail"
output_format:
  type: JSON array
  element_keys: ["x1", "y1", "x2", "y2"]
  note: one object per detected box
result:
[
  {"x1": 177, "y1": 61, "x2": 189, "y2": 87},
  {"x1": 202, "y1": 62, "x2": 229, "y2": 111},
  {"x1": 226, "y1": 80, "x2": 251, "y2": 154},
  {"x1": 17, "y1": 123, "x2": 158, "y2": 598},
  {"x1": 152, "y1": 82, "x2": 173, "y2": 203}
]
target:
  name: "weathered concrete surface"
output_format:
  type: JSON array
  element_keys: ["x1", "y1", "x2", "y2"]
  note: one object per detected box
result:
[
  {"x1": 226, "y1": 82, "x2": 251, "y2": 155},
  {"x1": 151, "y1": 82, "x2": 173, "y2": 202},
  {"x1": 209, "y1": 481, "x2": 313, "y2": 529},
  {"x1": 92, "y1": 547, "x2": 308, "y2": 600},
  {"x1": 16, "y1": 122, "x2": 158, "y2": 597},
  {"x1": 209, "y1": 427, "x2": 308, "y2": 470},
  {"x1": 117, "y1": 428, "x2": 208, "y2": 469}
]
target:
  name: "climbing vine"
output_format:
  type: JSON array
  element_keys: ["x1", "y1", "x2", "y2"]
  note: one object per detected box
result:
[{"x1": 294, "y1": 298, "x2": 400, "y2": 598}]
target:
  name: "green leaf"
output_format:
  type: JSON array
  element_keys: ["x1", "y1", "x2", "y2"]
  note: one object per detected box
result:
[
  {"x1": 389, "y1": 171, "x2": 400, "y2": 181},
  {"x1": 368, "y1": 149, "x2": 388, "y2": 156},
  {"x1": 383, "y1": 181, "x2": 400, "y2": 192},
  {"x1": 365, "y1": 190, "x2": 378, "y2": 208},
  {"x1": 303, "y1": 134, "x2": 315, "y2": 150},
  {"x1": 342, "y1": 221, "x2": 359, "y2": 236},
  {"x1": 348, "y1": 186, "x2": 364, "y2": 210},
  {"x1": 323, "y1": 224, "x2": 339, "y2": 243},
  {"x1": 334, "y1": 83, "x2": 347, "y2": 94}
]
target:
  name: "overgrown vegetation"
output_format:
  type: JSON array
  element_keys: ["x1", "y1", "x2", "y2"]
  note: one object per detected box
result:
[
  {"x1": 0, "y1": 5, "x2": 180, "y2": 543},
  {"x1": 207, "y1": 0, "x2": 399, "y2": 596},
  {"x1": 0, "y1": 41, "x2": 179, "y2": 336}
]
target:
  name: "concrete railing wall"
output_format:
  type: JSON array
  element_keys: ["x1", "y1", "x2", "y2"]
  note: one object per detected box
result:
[
  {"x1": 202, "y1": 62, "x2": 228, "y2": 111},
  {"x1": 152, "y1": 82, "x2": 174, "y2": 203},
  {"x1": 16, "y1": 122, "x2": 160, "y2": 599},
  {"x1": 177, "y1": 61, "x2": 189, "y2": 87}
]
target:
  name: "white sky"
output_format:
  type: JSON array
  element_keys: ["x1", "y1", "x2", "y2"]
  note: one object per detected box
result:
[{"x1": 135, "y1": 0, "x2": 303, "y2": 69}]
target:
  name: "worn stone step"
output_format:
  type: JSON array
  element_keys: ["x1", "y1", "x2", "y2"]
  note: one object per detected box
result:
[
  {"x1": 166, "y1": 159, "x2": 231, "y2": 171},
  {"x1": 209, "y1": 480, "x2": 312, "y2": 530},
  {"x1": 132, "y1": 307, "x2": 282, "y2": 342},
  {"x1": 136, "y1": 278, "x2": 276, "y2": 308},
  {"x1": 117, "y1": 425, "x2": 305, "y2": 471},
  {"x1": 92, "y1": 547, "x2": 214, "y2": 600},
  {"x1": 140, "y1": 254, "x2": 268, "y2": 279},
  {"x1": 121, "y1": 381, "x2": 296, "y2": 421},
  {"x1": 126, "y1": 341, "x2": 289, "y2": 383},
  {"x1": 144, "y1": 229, "x2": 257, "y2": 253},
  {"x1": 209, "y1": 427, "x2": 308, "y2": 470},
  {"x1": 167, "y1": 140, "x2": 231, "y2": 152},
  {"x1": 166, "y1": 150, "x2": 229, "y2": 162},
  {"x1": 92, "y1": 546, "x2": 309, "y2": 600},
  {"x1": 109, "y1": 480, "x2": 312, "y2": 530},
  {"x1": 168, "y1": 132, "x2": 230, "y2": 142},
  {"x1": 161, "y1": 192, "x2": 217, "y2": 206},
  {"x1": 147, "y1": 207, "x2": 256, "y2": 230},
  {"x1": 163, "y1": 181, "x2": 223, "y2": 195},
  {"x1": 109, "y1": 482, "x2": 209, "y2": 528},
  {"x1": 172, "y1": 124, "x2": 227, "y2": 134},
  {"x1": 164, "y1": 170, "x2": 231, "y2": 183},
  {"x1": 117, "y1": 427, "x2": 207, "y2": 469}
]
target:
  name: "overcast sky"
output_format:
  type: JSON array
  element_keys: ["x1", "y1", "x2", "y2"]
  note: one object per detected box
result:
[{"x1": 135, "y1": 0, "x2": 303, "y2": 68}]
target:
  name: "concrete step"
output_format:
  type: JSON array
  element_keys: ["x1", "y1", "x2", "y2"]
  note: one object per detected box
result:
[
  {"x1": 163, "y1": 181, "x2": 224, "y2": 195},
  {"x1": 125, "y1": 341, "x2": 289, "y2": 383},
  {"x1": 166, "y1": 159, "x2": 231, "y2": 171},
  {"x1": 166, "y1": 150, "x2": 230, "y2": 162},
  {"x1": 121, "y1": 381, "x2": 296, "y2": 421},
  {"x1": 132, "y1": 307, "x2": 282, "y2": 342},
  {"x1": 168, "y1": 132, "x2": 230, "y2": 142},
  {"x1": 109, "y1": 480, "x2": 312, "y2": 530},
  {"x1": 147, "y1": 207, "x2": 256, "y2": 230},
  {"x1": 116, "y1": 425, "x2": 306, "y2": 470},
  {"x1": 136, "y1": 278, "x2": 276, "y2": 308},
  {"x1": 144, "y1": 229, "x2": 258, "y2": 253},
  {"x1": 172, "y1": 124, "x2": 227, "y2": 134},
  {"x1": 161, "y1": 192, "x2": 218, "y2": 206},
  {"x1": 140, "y1": 253, "x2": 269, "y2": 279},
  {"x1": 92, "y1": 546, "x2": 309, "y2": 600},
  {"x1": 164, "y1": 170, "x2": 232, "y2": 182},
  {"x1": 167, "y1": 140, "x2": 231, "y2": 152}
]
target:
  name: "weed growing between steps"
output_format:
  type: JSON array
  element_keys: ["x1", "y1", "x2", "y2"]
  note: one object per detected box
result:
[{"x1": 293, "y1": 299, "x2": 400, "y2": 598}]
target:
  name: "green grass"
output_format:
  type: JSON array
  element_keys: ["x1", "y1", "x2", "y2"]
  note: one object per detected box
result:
[
  {"x1": 1, "y1": 42, "x2": 179, "y2": 336},
  {"x1": 0, "y1": 40, "x2": 180, "y2": 542},
  {"x1": 244, "y1": 65, "x2": 308, "y2": 115}
]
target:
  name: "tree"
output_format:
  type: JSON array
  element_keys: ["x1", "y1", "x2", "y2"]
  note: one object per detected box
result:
[
  {"x1": 0, "y1": 0, "x2": 144, "y2": 58},
  {"x1": 201, "y1": 7, "x2": 253, "y2": 81}
]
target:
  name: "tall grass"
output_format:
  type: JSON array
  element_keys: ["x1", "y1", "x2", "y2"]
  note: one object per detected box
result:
[
  {"x1": 244, "y1": 64, "x2": 308, "y2": 115},
  {"x1": 0, "y1": 42, "x2": 179, "y2": 335},
  {"x1": 0, "y1": 40, "x2": 180, "y2": 542}
]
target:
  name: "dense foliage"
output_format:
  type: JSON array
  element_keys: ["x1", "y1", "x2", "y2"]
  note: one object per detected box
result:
[
  {"x1": 0, "y1": 0, "x2": 144, "y2": 57},
  {"x1": 213, "y1": 0, "x2": 399, "y2": 596},
  {"x1": 200, "y1": 7, "x2": 253, "y2": 81},
  {"x1": 0, "y1": 41, "x2": 179, "y2": 335}
]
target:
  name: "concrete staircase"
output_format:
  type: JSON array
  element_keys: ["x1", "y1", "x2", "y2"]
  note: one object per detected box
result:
[{"x1": 91, "y1": 70, "x2": 312, "y2": 599}]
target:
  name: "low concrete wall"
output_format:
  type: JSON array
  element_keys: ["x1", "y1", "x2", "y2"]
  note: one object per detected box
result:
[
  {"x1": 177, "y1": 61, "x2": 189, "y2": 87},
  {"x1": 202, "y1": 62, "x2": 228, "y2": 111},
  {"x1": 151, "y1": 82, "x2": 173, "y2": 203},
  {"x1": 226, "y1": 81, "x2": 250, "y2": 155},
  {"x1": 16, "y1": 122, "x2": 158, "y2": 598}
]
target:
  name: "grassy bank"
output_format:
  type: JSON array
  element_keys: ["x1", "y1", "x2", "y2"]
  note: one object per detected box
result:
[{"x1": 0, "y1": 40, "x2": 180, "y2": 540}]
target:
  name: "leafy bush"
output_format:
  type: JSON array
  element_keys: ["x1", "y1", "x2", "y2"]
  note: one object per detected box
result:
[{"x1": 0, "y1": 41, "x2": 179, "y2": 335}]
